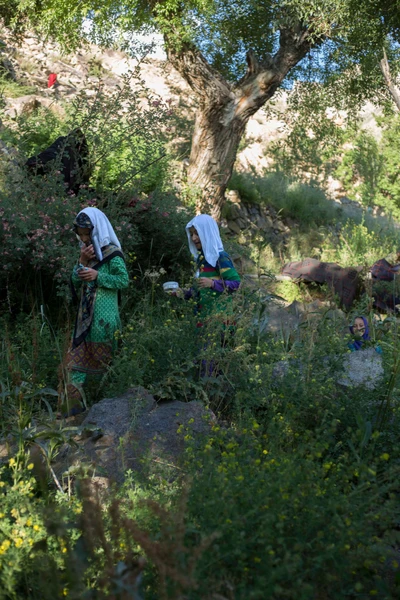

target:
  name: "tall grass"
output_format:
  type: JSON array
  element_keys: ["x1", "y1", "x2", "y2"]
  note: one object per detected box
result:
[
  {"x1": 321, "y1": 220, "x2": 400, "y2": 267},
  {"x1": 228, "y1": 171, "x2": 342, "y2": 226},
  {"x1": 229, "y1": 172, "x2": 400, "y2": 297},
  {"x1": 0, "y1": 73, "x2": 37, "y2": 98},
  {"x1": 2, "y1": 265, "x2": 400, "y2": 598}
]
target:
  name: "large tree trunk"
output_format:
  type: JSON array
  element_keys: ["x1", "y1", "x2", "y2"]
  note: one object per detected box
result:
[
  {"x1": 187, "y1": 106, "x2": 247, "y2": 220},
  {"x1": 164, "y1": 25, "x2": 318, "y2": 220}
]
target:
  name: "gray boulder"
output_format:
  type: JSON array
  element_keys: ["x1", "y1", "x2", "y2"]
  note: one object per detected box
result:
[
  {"x1": 56, "y1": 388, "x2": 215, "y2": 482},
  {"x1": 337, "y1": 348, "x2": 384, "y2": 390},
  {"x1": 227, "y1": 220, "x2": 242, "y2": 234},
  {"x1": 253, "y1": 299, "x2": 346, "y2": 337}
]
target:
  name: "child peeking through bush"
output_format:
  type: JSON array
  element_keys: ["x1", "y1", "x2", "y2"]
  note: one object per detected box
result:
[{"x1": 348, "y1": 316, "x2": 382, "y2": 353}]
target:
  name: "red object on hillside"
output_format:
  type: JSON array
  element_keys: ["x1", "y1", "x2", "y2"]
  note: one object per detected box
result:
[{"x1": 48, "y1": 73, "x2": 57, "y2": 88}]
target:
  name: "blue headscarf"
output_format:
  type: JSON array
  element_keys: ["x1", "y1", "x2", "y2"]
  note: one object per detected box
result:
[{"x1": 349, "y1": 316, "x2": 370, "y2": 350}]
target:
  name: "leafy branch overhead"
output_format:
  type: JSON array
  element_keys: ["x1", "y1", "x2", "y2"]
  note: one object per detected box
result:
[
  {"x1": 7, "y1": 1, "x2": 399, "y2": 79},
  {"x1": 4, "y1": 0, "x2": 400, "y2": 218}
]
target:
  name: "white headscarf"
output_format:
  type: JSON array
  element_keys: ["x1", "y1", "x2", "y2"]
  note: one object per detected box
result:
[
  {"x1": 186, "y1": 214, "x2": 224, "y2": 268},
  {"x1": 76, "y1": 207, "x2": 121, "y2": 261}
]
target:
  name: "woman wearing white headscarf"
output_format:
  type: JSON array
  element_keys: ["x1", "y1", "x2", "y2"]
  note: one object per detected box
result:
[
  {"x1": 60, "y1": 207, "x2": 129, "y2": 417},
  {"x1": 185, "y1": 214, "x2": 241, "y2": 317}
]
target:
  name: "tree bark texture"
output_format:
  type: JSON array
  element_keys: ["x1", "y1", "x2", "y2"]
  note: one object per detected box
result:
[{"x1": 164, "y1": 24, "x2": 317, "y2": 220}]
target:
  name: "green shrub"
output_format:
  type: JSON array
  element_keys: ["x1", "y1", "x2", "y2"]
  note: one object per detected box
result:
[
  {"x1": 0, "y1": 183, "x2": 141, "y2": 311},
  {"x1": 108, "y1": 291, "x2": 200, "y2": 397},
  {"x1": 114, "y1": 309, "x2": 400, "y2": 599},
  {"x1": 0, "y1": 66, "x2": 180, "y2": 315},
  {"x1": 320, "y1": 220, "x2": 400, "y2": 266},
  {"x1": 180, "y1": 419, "x2": 400, "y2": 599},
  {"x1": 0, "y1": 74, "x2": 37, "y2": 99},
  {"x1": 374, "y1": 113, "x2": 400, "y2": 217},
  {"x1": 0, "y1": 314, "x2": 62, "y2": 401},
  {"x1": 0, "y1": 105, "x2": 68, "y2": 159},
  {"x1": 0, "y1": 458, "x2": 82, "y2": 600},
  {"x1": 334, "y1": 131, "x2": 383, "y2": 207},
  {"x1": 228, "y1": 171, "x2": 342, "y2": 226},
  {"x1": 2, "y1": 41, "x2": 400, "y2": 599},
  {"x1": 127, "y1": 189, "x2": 192, "y2": 277},
  {"x1": 2, "y1": 276, "x2": 400, "y2": 598}
]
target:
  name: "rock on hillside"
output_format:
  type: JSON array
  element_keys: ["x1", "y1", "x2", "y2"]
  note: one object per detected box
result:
[
  {"x1": 338, "y1": 348, "x2": 384, "y2": 391},
  {"x1": 54, "y1": 387, "x2": 216, "y2": 483}
]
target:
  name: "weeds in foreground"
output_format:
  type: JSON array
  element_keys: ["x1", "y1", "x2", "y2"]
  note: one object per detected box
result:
[{"x1": 2, "y1": 273, "x2": 400, "y2": 598}]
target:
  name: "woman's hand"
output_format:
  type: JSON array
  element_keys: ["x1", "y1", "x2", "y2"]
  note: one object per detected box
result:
[
  {"x1": 198, "y1": 277, "x2": 214, "y2": 289},
  {"x1": 169, "y1": 288, "x2": 184, "y2": 298},
  {"x1": 80, "y1": 244, "x2": 96, "y2": 265},
  {"x1": 78, "y1": 267, "x2": 98, "y2": 282}
]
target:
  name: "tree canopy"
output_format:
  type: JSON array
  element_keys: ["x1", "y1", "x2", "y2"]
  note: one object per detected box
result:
[
  {"x1": 4, "y1": 0, "x2": 400, "y2": 217},
  {"x1": 4, "y1": 1, "x2": 400, "y2": 114},
  {"x1": 2, "y1": 2, "x2": 400, "y2": 122}
]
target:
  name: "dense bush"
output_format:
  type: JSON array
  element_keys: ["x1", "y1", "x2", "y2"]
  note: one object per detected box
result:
[
  {"x1": 319, "y1": 220, "x2": 400, "y2": 266},
  {"x1": 0, "y1": 183, "x2": 139, "y2": 309},
  {"x1": 181, "y1": 421, "x2": 400, "y2": 599},
  {"x1": 0, "y1": 105, "x2": 69, "y2": 157},
  {"x1": 0, "y1": 68, "x2": 193, "y2": 316},
  {"x1": 115, "y1": 301, "x2": 400, "y2": 599},
  {"x1": 265, "y1": 106, "x2": 400, "y2": 220},
  {"x1": 2, "y1": 262, "x2": 400, "y2": 598},
  {"x1": 127, "y1": 189, "x2": 192, "y2": 277},
  {"x1": 0, "y1": 448, "x2": 83, "y2": 599}
]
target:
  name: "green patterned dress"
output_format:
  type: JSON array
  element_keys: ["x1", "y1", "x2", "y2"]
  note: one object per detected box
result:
[
  {"x1": 194, "y1": 250, "x2": 241, "y2": 318},
  {"x1": 64, "y1": 254, "x2": 129, "y2": 413}
]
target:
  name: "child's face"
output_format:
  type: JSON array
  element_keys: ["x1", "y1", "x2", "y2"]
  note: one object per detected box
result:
[
  {"x1": 190, "y1": 227, "x2": 202, "y2": 250},
  {"x1": 353, "y1": 317, "x2": 366, "y2": 337},
  {"x1": 77, "y1": 227, "x2": 91, "y2": 245}
]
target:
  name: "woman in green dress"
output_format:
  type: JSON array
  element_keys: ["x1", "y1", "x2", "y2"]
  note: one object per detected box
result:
[{"x1": 60, "y1": 207, "x2": 129, "y2": 416}]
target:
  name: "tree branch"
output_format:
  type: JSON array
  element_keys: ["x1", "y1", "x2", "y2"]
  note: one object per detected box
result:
[
  {"x1": 165, "y1": 38, "x2": 233, "y2": 104},
  {"x1": 148, "y1": 0, "x2": 232, "y2": 103},
  {"x1": 380, "y1": 49, "x2": 400, "y2": 112},
  {"x1": 159, "y1": 7, "x2": 321, "y2": 130},
  {"x1": 274, "y1": 23, "x2": 315, "y2": 75},
  {"x1": 232, "y1": 23, "x2": 316, "y2": 121},
  {"x1": 163, "y1": 18, "x2": 318, "y2": 132},
  {"x1": 246, "y1": 49, "x2": 262, "y2": 76}
]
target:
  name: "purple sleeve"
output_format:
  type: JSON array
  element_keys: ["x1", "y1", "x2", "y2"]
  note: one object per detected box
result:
[{"x1": 212, "y1": 280, "x2": 241, "y2": 294}]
